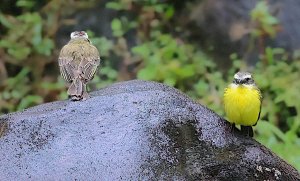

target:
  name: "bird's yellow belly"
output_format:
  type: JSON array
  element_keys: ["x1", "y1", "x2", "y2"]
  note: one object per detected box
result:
[{"x1": 224, "y1": 86, "x2": 261, "y2": 126}]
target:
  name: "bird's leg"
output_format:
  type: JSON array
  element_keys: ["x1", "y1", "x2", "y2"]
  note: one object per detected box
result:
[
  {"x1": 81, "y1": 83, "x2": 90, "y2": 101},
  {"x1": 231, "y1": 123, "x2": 236, "y2": 133},
  {"x1": 81, "y1": 92, "x2": 89, "y2": 101},
  {"x1": 241, "y1": 126, "x2": 254, "y2": 137}
]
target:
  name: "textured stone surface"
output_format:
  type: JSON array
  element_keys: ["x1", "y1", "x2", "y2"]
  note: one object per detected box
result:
[{"x1": 0, "y1": 80, "x2": 299, "y2": 180}]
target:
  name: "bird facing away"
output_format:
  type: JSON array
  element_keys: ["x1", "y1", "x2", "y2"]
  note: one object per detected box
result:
[
  {"x1": 58, "y1": 31, "x2": 100, "y2": 101},
  {"x1": 223, "y1": 72, "x2": 262, "y2": 137}
]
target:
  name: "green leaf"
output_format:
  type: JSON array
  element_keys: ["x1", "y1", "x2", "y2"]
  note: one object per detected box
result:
[
  {"x1": 8, "y1": 46, "x2": 31, "y2": 60},
  {"x1": 106, "y1": 2, "x2": 123, "y2": 10},
  {"x1": 164, "y1": 6, "x2": 174, "y2": 19},
  {"x1": 111, "y1": 18, "x2": 123, "y2": 37},
  {"x1": 164, "y1": 77, "x2": 176, "y2": 86},
  {"x1": 16, "y1": 0, "x2": 36, "y2": 9},
  {"x1": 35, "y1": 38, "x2": 54, "y2": 56},
  {"x1": 257, "y1": 121, "x2": 286, "y2": 142},
  {"x1": 17, "y1": 95, "x2": 43, "y2": 110},
  {"x1": 195, "y1": 81, "x2": 209, "y2": 95},
  {"x1": 177, "y1": 65, "x2": 195, "y2": 78},
  {"x1": 91, "y1": 37, "x2": 113, "y2": 57},
  {"x1": 0, "y1": 13, "x2": 13, "y2": 28},
  {"x1": 132, "y1": 44, "x2": 150, "y2": 58},
  {"x1": 137, "y1": 65, "x2": 157, "y2": 80}
]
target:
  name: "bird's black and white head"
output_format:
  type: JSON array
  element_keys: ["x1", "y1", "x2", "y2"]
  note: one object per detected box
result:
[
  {"x1": 233, "y1": 72, "x2": 255, "y2": 85},
  {"x1": 70, "y1": 31, "x2": 88, "y2": 39}
]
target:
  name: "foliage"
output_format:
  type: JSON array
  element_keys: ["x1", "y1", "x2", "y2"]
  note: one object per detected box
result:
[
  {"x1": 0, "y1": 1, "x2": 58, "y2": 113},
  {"x1": 0, "y1": 0, "x2": 299, "y2": 172},
  {"x1": 249, "y1": 0, "x2": 281, "y2": 65},
  {"x1": 254, "y1": 48, "x2": 300, "y2": 170},
  {"x1": 0, "y1": 12, "x2": 54, "y2": 60},
  {"x1": 133, "y1": 34, "x2": 212, "y2": 87},
  {"x1": 250, "y1": 2, "x2": 300, "y2": 171},
  {"x1": 250, "y1": 1, "x2": 279, "y2": 38},
  {"x1": 0, "y1": 0, "x2": 99, "y2": 113}
]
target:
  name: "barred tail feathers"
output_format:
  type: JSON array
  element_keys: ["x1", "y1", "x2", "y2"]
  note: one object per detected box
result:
[{"x1": 67, "y1": 77, "x2": 84, "y2": 97}]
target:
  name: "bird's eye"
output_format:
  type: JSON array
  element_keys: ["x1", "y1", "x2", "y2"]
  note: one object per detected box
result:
[{"x1": 245, "y1": 77, "x2": 250, "y2": 81}]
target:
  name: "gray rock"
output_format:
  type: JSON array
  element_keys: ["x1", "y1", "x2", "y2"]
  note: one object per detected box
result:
[{"x1": 0, "y1": 80, "x2": 299, "y2": 180}]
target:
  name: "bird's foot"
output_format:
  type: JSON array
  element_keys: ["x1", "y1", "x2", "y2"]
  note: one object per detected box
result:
[
  {"x1": 241, "y1": 126, "x2": 254, "y2": 137},
  {"x1": 81, "y1": 92, "x2": 90, "y2": 101},
  {"x1": 230, "y1": 123, "x2": 236, "y2": 133}
]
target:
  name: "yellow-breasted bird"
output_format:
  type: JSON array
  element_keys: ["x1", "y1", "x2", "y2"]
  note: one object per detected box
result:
[
  {"x1": 58, "y1": 31, "x2": 100, "y2": 101},
  {"x1": 223, "y1": 72, "x2": 262, "y2": 137}
]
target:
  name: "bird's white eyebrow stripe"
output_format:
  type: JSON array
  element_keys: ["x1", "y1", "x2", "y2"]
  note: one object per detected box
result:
[
  {"x1": 234, "y1": 73, "x2": 252, "y2": 79},
  {"x1": 244, "y1": 74, "x2": 252, "y2": 79}
]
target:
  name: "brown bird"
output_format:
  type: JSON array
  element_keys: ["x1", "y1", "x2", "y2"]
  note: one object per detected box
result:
[{"x1": 58, "y1": 31, "x2": 100, "y2": 101}]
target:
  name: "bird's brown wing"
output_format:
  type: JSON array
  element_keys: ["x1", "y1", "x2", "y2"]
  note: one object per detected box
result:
[
  {"x1": 58, "y1": 45, "x2": 75, "y2": 83},
  {"x1": 80, "y1": 44, "x2": 100, "y2": 82}
]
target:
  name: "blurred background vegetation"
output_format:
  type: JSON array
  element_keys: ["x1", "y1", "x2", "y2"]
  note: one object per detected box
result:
[{"x1": 0, "y1": 0, "x2": 299, "y2": 171}]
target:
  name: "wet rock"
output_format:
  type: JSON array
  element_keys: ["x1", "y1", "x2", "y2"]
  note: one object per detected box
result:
[{"x1": 0, "y1": 80, "x2": 299, "y2": 180}]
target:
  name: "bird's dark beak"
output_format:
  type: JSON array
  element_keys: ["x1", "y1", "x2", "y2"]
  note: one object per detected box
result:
[{"x1": 233, "y1": 79, "x2": 243, "y2": 84}]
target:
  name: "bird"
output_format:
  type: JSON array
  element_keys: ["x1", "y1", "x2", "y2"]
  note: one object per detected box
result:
[
  {"x1": 58, "y1": 31, "x2": 100, "y2": 101},
  {"x1": 223, "y1": 72, "x2": 262, "y2": 137}
]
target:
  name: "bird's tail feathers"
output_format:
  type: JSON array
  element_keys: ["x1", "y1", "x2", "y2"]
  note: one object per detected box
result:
[{"x1": 68, "y1": 77, "x2": 85, "y2": 97}]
